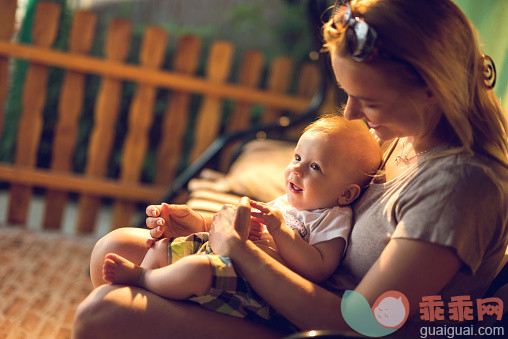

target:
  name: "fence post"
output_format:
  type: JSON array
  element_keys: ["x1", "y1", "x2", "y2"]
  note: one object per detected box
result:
[
  {"x1": 7, "y1": 2, "x2": 61, "y2": 226},
  {"x1": 43, "y1": 10, "x2": 97, "y2": 230},
  {"x1": 219, "y1": 49, "x2": 265, "y2": 170},
  {"x1": 76, "y1": 18, "x2": 132, "y2": 233},
  {"x1": 155, "y1": 35, "x2": 202, "y2": 187},
  {"x1": 261, "y1": 56, "x2": 294, "y2": 124},
  {"x1": 0, "y1": 0, "x2": 17, "y2": 139},
  {"x1": 189, "y1": 40, "x2": 234, "y2": 162},
  {"x1": 110, "y1": 26, "x2": 168, "y2": 229}
]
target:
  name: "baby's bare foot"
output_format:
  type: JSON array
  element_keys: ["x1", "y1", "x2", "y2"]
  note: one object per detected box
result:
[{"x1": 103, "y1": 253, "x2": 144, "y2": 286}]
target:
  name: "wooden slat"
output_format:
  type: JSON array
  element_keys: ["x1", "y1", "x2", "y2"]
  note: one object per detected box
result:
[
  {"x1": 0, "y1": 0, "x2": 17, "y2": 137},
  {"x1": 261, "y1": 56, "x2": 294, "y2": 124},
  {"x1": 296, "y1": 63, "x2": 320, "y2": 99},
  {"x1": 0, "y1": 41, "x2": 310, "y2": 112},
  {"x1": 7, "y1": 2, "x2": 61, "y2": 225},
  {"x1": 43, "y1": 10, "x2": 97, "y2": 230},
  {"x1": 76, "y1": 18, "x2": 132, "y2": 234},
  {"x1": 220, "y1": 49, "x2": 265, "y2": 170},
  {"x1": 287, "y1": 62, "x2": 320, "y2": 139},
  {"x1": 0, "y1": 165, "x2": 164, "y2": 201},
  {"x1": 111, "y1": 26, "x2": 168, "y2": 229},
  {"x1": 189, "y1": 40, "x2": 234, "y2": 162},
  {"x1": 155, "y1": 35, "x2": 201, "y2": 186}
]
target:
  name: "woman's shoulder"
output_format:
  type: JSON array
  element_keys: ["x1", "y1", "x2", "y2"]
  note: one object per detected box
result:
[{"x1": 418, "y1": 151, "x2": 507, "y2": 188}]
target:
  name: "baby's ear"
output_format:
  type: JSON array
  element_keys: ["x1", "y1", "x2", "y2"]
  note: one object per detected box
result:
[{"x1": 337, "y1": 184, "x2": 361, "y2": 206}]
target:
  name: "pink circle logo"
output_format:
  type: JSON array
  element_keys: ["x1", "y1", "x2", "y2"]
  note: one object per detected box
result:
[{"x1": 371, "y1": 291, "x2": 410, "y2": 329}]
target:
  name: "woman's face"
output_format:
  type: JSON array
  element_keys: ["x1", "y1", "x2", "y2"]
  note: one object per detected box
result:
[{"x1": 331, "y1": 55, "x2": 435, "y2": 141}]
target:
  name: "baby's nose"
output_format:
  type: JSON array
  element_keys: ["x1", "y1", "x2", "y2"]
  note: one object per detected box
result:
[{"x1": 291, "y1": 164, "x2": 303, "y2": 177}]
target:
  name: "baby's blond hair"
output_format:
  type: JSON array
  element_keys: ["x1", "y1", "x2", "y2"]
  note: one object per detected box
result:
[{"x1": 304, "y1": 114, "x2": 381, "y2": 187}]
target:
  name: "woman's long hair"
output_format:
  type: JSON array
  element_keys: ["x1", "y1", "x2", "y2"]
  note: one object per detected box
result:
[{"x1": 323, "y1": 0, "x2": 508, "y2": 167}]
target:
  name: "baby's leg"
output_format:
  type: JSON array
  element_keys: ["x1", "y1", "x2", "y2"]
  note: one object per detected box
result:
[
  {"x1": 103, "y1": 253, "x2": 212, "y2": 299},
  {"x1": 140, "y1": 237, "x2": 170, "y2": 269}
]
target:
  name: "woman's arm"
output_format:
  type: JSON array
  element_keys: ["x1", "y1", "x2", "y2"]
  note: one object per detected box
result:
[
  {"x1": 210, "y1": 199, "x2": 348, "y2": 330},
  {"x1": 356, "y1": 238, "x2": 461, "y2": 318},
  {"x1": 209, "y1": 198, "x2": 462, "y2": 330}
]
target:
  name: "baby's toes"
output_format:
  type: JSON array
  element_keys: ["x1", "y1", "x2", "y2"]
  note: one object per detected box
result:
[{"x1": 102, "y1": 259, "x2": 117, "y2": 282}]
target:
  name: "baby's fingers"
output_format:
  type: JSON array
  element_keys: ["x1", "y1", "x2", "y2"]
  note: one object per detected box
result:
[
  {"x1": 249, "y1": 200, "x2": 270, "y2": 213},
  {"x1": 149, "y1": 226, "x2": 164, "y2": 239},
  {"x1": 146, "y1": 216, "x2": 164, "y2": 229},
  {"x1": 146, "y1": 205, "x2": 161, "y2": 217}
]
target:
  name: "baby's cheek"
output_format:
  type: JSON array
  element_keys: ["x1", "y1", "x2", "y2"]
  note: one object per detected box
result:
[{"x1": 283, "y1": 167, "x2": 291, "y2": 181}]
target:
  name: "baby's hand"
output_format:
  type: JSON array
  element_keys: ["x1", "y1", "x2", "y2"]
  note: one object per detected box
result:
[
  {"x1": 248, "y1": 218, "x2": 264, "y2": 241},
  {"x1": 145, "y1": 203, "x2": 205, "y2": 246},
  {"x1": 249, "y1": 200, "x2": 284, "y2": 234},
  {"x1": 145, "y1": 203, "x2": 171, "y2": 245}
]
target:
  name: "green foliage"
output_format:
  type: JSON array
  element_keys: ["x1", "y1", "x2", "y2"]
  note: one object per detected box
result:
[{"x1": 221, "y1": 1, "x2": 313, "y2": 64}]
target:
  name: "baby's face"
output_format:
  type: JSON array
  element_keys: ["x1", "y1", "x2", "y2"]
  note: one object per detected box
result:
[{"x1": 284, "y1": 130, "x2": 353, "y2": 210}]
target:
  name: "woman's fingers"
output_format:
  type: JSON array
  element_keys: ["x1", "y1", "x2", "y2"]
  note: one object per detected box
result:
[
  {"x1": 239, "y1": 196, "x2": 250, "y2": 207},
  {"x1": 234, "y1": 200, "x2": 252, "y2": 241}
]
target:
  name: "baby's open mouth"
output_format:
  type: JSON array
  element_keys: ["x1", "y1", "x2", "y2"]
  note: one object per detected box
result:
[{"x1": 290, "y1": 182, "x2": 303, "y2": 192}]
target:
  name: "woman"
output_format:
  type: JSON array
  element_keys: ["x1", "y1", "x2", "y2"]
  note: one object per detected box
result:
[{"x1": 73, "y1": 0, "x2": 508, "y2": 337}]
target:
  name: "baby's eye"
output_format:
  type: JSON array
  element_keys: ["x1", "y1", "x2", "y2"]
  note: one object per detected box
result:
[
  {"x1": 295, "y1": 154, "x2": 301, "y2": 161},
  {"x1": 310, "y1": 163, "x2": 320, "y2": 171}
]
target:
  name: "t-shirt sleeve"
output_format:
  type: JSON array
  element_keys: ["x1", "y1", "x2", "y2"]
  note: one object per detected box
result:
[
  {"x1": 392, "y1": 163, "x2": 504, "y2": 274},
  {"x1": 308, "y1": 207, "x2": 353, "y2": 246}
]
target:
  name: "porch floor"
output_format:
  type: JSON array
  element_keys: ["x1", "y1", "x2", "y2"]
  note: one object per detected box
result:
[{"x1": 0, "y1": 226, "x2": 95, "y2": 338}]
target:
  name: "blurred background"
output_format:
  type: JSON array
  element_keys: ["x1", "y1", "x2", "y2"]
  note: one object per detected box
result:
[
  {"x1": 0, "y1": 1, "x2": 506, "y2": 337},
  {"x1": 0, "y1": 0, "x2": 506, "y2": 235}
]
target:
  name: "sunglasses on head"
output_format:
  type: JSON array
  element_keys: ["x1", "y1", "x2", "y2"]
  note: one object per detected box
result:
[
  {"x1": 331, "y1": 0, "x2": 425, "y2": 84},
  {"x1": 331, "y1": 0, "x2": 378, "y2": 62}
]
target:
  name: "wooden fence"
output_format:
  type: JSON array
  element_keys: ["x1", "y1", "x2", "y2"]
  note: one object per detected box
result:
[{"x1": 0, "y1": 0, "x2": 319, "y2": 234}]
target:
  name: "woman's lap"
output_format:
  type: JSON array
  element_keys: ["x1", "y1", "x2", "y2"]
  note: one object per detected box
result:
[
  {"x1": 73, "y1": 284, "x2": 286, "y2": 338},
  {"x1": 81, "y1": 227, "x2": 290, "y2": 338}
]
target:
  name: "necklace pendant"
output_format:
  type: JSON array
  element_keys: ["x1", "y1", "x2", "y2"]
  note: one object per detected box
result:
[{"x1": 395, "y1": 155, "x2": 408, "y2": 165}]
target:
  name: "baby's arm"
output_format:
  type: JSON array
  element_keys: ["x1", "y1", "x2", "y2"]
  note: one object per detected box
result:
[{"x1": 250, "y1": 201, "x2": 345, "y2": 283}]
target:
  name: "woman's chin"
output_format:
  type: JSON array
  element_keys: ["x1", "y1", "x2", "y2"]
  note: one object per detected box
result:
[{"x1": 371, "y1": 128, "x2": 396, "y2": 142}]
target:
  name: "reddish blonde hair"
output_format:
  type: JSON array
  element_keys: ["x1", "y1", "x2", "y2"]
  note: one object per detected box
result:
[{"x1": 323, "y1": 0, "x2": 507, "y2": 167}]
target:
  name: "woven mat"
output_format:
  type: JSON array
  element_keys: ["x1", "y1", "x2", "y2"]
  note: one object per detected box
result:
[{"x1": 0, "y1": 226, "x2": 96, "y2": 338}]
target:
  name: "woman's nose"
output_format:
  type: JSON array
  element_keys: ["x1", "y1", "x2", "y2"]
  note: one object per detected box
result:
[{"x1": 343, "y1": 96, "x2": 364, "y2": 120}]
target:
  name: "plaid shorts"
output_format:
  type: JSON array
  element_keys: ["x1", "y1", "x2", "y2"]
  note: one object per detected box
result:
[{"x1": 167, "y1": 232, "x2": 272, "y2": 321}]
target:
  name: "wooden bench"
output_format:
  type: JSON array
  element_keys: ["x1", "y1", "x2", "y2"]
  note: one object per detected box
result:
[{"x1": 0, "y1": 1, "x2": 320, "y2": 234}]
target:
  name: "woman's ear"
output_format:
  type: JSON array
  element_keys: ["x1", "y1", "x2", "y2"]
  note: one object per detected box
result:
[{"x1": 337, "y1": 184, "x2": 361, "y2": 206}]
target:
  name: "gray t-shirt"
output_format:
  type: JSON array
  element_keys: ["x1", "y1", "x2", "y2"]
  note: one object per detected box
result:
[{"x1": 322, "y1": 148, "x2": 508, "y2": 308}]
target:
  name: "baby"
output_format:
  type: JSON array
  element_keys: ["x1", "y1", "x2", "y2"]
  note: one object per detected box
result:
[{"x1": 102, "y1": 115, "x2": 381, "y2": 321}]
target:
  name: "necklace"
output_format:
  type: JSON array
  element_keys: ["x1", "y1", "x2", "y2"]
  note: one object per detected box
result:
[{"x1": 394, "y1": 138, "x2": 434, "y2": 165}]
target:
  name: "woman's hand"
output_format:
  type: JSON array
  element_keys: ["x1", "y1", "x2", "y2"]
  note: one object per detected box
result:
[
  {"x1": 208, "y1": 197, "x2": 251, "y2": 257},
  {"x1": 145, "y1": 203, "x2": 205, "y2": 246}
]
